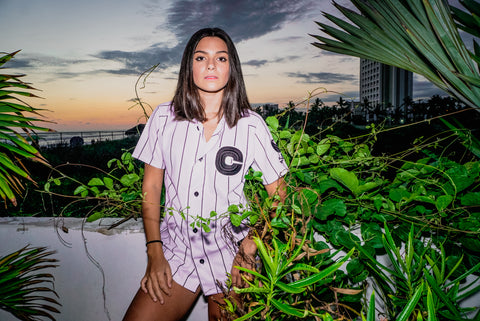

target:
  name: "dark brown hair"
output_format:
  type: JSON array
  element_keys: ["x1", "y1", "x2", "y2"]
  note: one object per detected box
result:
[{"x1": 171, "y1": 28, "x2": 251, "y2": 127}]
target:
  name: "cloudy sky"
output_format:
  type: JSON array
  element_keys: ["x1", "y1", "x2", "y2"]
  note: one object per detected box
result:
[{"x1": 2, "y1": 0, "x2": 448, "y2": 131}]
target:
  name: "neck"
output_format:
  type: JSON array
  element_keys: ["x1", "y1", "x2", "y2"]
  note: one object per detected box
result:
[{"x1": 199, "y1": 90, "x2": 224, "y2": 120}]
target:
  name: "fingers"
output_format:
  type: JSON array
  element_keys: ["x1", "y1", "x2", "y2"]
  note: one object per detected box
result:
[
  {"x1": 165, "y1": 264, "x2": 173, "y2": 289},
  {"x1": 141, "y1": 269, "x2": 173, "y2": 304},
  {"x1": 141, "y1": 276, "x2": 148, "y2": 293},
  {"x1": 149, "y1": 272, "x2": 166, "y2": 304}
]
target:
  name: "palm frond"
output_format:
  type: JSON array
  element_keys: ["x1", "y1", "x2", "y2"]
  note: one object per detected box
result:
[
  {"x1": 0, "y1": 50, "x2": 52, "y2": 205},
  {"x1": 0, "y1": 246, "x2": 60, "y2": 321}
]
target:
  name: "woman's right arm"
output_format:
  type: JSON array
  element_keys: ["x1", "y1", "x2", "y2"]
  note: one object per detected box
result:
[{"x1": 140, "y1": 164, "x2": 172, "y2": 304}]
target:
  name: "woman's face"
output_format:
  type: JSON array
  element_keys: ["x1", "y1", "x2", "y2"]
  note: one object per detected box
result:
[{"x1": 192, "y1": 36, "x2": 230, "y2": 94}]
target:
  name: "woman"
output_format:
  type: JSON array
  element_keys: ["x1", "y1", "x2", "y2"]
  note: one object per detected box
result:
[{"x1": 123, "y1": 27, "x2": 287, "y2": 321}]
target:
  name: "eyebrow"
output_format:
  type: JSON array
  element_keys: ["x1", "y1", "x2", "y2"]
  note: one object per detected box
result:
[{"x1": 194, "y1": 50, "x2": 228, "y2": 54}]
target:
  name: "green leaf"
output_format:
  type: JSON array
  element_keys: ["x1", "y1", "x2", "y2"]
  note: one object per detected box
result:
[
  {"x1": 329, "y1": 167, "x2": 359, "y2": 195},
  {"x1": 435, "y1": 194, "x2": 453, "y2": 212},
  {"x1": 279, "y1": 130, "x2": 292, "y2": 139},
  {"x1": 290, "y1": 249, "x2": 353, "y2": 287},
  {"x1": 228, "y1": 204, "x2": 240, "y2": 213},
  {"x1": 389, "y1": 188, "x2": 411, "y2": 202},
  {"x1": 300, "y1": 188, "x2": 318, "y2": 204},
  {"x1": 88, "y1": 177, "x2": 104, "y2": 186},
  {"x1": 427, "y1": 286, "x2": 438, "y2": 321},
  {"x1": 315, "y1": 198, "x2": 347, "y2": 220},
  {"x1": 232, "y1": 305, "x2": 264, "y2": 321},
  {"x1": 87, "y1": 211, "x2": 104, "y2": 222},
  {"x1": 396, "y1": 282, "x2": 424, "y2": 321},
  {"x1": 458, "y1": 236, "x2": 480, "y2": 252},
  {"x1": 265, "y1": 116, "x2": 279, "y2": 131},
  {"x1": 270, "y1": 298, "x2": 305, "y2": 317},
  {"x1": 103, "y1": 177, "x2": 114, "y2": 190},
  {"x1": 276, "y1": 281, "x2": 305, "y2": 294},
  {"x1": 230, "y1": 213, "x2": 243, "y2": 227},
  {"x1": 460, "y1": 192, "x2": 480, "y2": 206},
  {"x1": 120, "y1": 173, "x2": 140, "y2": 186},
  {"x1": 122, "y1": 191, "x2": 138, "y2": 202},
  {"x1": 73, "y1": 185, "x2": 88, "y2": 197},
  {"x1": 367, "y1": 291, "x2": 376, "y2": 321},
  {"x1": 316, "y1": 138, "x2": 331, "y2": 156}
]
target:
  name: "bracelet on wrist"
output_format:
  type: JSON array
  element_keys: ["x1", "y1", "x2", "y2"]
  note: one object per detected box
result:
[{"x1": 146, "y1": 240, "x2": 163, "y2": 247}]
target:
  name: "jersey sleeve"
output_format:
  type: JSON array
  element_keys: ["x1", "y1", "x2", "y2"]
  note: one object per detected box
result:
[
  {"x1": 132, "y1": 104, "x2": 169, "y2": 169},
  {"x1": 251, "y1": 115, "x2": 289, "y2": 185}
]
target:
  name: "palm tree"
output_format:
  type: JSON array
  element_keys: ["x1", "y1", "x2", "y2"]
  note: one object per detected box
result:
[
  {"x1": 0, "y1": 51, "x2": 51, "y2": 205},
  {"x1": 0, "y1": 51, "x2": 59, "y2": 319},
  {"x1": 311, "y1": 0, "x2": 480, "y2": 111}
]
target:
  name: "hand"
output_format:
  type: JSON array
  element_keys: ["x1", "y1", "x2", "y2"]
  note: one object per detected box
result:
[
  {"x1": 141, "y1": 245, "x2": 172, "y2": 304},
  {"x1": 231, "y1": 237, "x2": 257, "y2": 287}
]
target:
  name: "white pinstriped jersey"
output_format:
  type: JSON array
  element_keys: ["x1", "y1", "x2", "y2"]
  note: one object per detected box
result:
[{"x1": 133, "y1": 102, "x2": 288, "y2": 295}]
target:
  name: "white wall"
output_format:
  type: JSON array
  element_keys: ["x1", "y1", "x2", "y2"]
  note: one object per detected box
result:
[{"x1": 0, "y1": 217, "x2": 208, "y2": 321}]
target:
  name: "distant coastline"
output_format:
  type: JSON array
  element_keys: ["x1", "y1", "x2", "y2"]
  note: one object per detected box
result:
[{"x1": 17, "y1": 126, "x2": 145, "y2": 149}]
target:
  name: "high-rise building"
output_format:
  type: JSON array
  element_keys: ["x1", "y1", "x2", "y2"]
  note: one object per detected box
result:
[{"x1": 360, "y1": 59, "x2": 413, "y2": 110}]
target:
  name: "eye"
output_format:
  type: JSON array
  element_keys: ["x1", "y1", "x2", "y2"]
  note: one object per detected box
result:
[
  {"x1": 218, "y1": 56, "x2": 228, "y2": 62},
  {"x1": 194, "y1": 56, "x2": 205, "y2": 61}
]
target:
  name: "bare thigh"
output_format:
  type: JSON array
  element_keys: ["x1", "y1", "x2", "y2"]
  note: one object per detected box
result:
[{"x1": 123, "y1": 281, "x2": 201, "y2": 321}]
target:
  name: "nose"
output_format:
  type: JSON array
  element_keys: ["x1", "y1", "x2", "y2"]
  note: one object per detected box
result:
[{"x1": 207, "y1": 59, "x2": 215, "y2": 70}]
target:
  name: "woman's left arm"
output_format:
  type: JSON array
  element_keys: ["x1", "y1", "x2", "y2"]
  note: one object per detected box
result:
[{"x1": 231, "y1": 176, "x2": 287, "y2": 287}]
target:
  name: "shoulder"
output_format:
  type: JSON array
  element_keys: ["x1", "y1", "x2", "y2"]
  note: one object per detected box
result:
[
  {"x1": 236, "y1": 109, "x2": 266, "y2": 128},
  {"x1": 147, "y1": 102, "x2": 176, "y2": 124},
  {"x1": 150, "y1": 102, "x2": 174, "y2": 117}
]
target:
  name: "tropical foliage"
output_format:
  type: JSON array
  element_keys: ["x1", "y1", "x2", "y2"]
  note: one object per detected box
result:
[
  {"x1": 0, "y1": 51, "x2": 60, "y2": 320},
  {"x1": 0, "y1": 51, "x2": 51, "y2": 205},
  {"x1": 311, "y1": 0, "x2": 480, "y2": 110},
  {"x1": 223, "y1": 109, "x2": 480, "y2": 320},
  {"x1": 0, "y1": 246, "x2": 60, "y2": 321}
]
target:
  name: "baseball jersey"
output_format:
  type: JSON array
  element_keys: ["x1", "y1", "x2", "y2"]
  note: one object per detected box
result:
[{"x1": 132, "y1": 102, "x2": 288, "y2": 295}]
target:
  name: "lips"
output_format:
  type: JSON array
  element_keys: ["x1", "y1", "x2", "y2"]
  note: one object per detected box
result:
[{"x1": 205, "y1": 75, "x2": 218, "y2": 79}]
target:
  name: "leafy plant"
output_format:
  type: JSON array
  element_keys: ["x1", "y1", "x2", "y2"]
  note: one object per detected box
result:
[
  {"x1": 225, "y1": 107, "x2": 480, "y2": 320},
  {"x1": 225, "y1": 232, "x2": 355, "y2": 320},
  {"x1": 0, "y1": 51, "x2": 51, "y2": 205},
  {"x1": 0, "y1": 246, "x2": 60, "y2": 320},
  {"x1": 44, "y1": 150, "x2": 143, "y2": 224},
  {"x1": 356, "y1": 224, "x2": 480, "y2": 320}
]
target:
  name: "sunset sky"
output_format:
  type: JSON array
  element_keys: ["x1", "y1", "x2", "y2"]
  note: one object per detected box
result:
[{"x1": 2, "y1": 0, "x2": 449, "y2": 131}]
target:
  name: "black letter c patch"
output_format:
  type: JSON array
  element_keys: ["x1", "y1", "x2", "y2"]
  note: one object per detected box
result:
[{"x1": 215, "y1": 146, "x2": 243, "y2": 175}]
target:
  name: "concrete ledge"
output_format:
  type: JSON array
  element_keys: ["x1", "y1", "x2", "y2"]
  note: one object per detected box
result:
[{"x1": 0, "y1": 217, "x2": 207, "y2": 321}]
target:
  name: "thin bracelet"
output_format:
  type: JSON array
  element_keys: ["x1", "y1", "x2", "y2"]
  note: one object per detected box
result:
[{"x1": 146, "y1": 240, "x2": 163, "y2": 246}]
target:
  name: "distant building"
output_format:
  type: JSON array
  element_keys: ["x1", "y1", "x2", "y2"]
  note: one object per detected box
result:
[
  {"x1": 360, "y1": 59, "x2": 413, "y2": 110},
  {"x1": 252, "y1": 103, "x2": 279, "y2": 117}
]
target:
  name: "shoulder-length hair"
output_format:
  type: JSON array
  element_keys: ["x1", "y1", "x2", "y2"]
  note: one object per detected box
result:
[{"x1": 171, "y1": 27, "x2": 251, "y2": 128}]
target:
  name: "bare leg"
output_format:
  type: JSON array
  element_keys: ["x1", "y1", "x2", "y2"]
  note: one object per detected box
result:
[{"x1": 123, "y1": 281, "x2": 200, "y2": 321}]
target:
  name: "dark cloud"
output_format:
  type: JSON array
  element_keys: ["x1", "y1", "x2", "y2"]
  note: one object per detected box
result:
[
  {"x1": 243, "y1": 55, "x2": 301, "y2": 67},
  {"x1": 8, "y1": 58, "x2": 35, "y2": 69},
  {"x1": 243, "y1": 59, "x2": 268, "y2": 67},
  {"x1": 166, "y1": 0, "x2": 314, "y2": 43},
  {"x1": 96, "y1": 0, "x2": 315, "y2": 75},
  {"x1": 7, "y1": 55, "x2": 92, "y2": 81},
  {"x1": 413, "y1": 77, "x2": 448, "y2": 100},
  {"x1": 271, "y1": 36, "x2": 305, "y2": 43},
  {"x1": 94, "y1": 43, "x2": 181, "y2": 76},
  {"x1": 286, "y1": 71, "x2": 357, "y2": 84}
]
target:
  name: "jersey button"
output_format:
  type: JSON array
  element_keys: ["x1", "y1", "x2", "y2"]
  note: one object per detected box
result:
[
  {"x1": 199, "y1": 259, "x2": 205, "y2": 264},
  {"x1": 194, "y1": 191, "x2": 199, "y2": 197},
  {"x1": 199, "y1": 157, "x2": 203, "y2": 162},
  {"x1": 192, "y1": 228, "x2": 198, "y2": 233}
]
